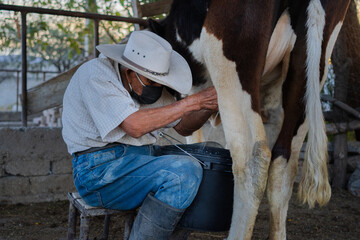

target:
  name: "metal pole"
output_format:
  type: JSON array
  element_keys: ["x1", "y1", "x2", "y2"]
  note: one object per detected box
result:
[
  {"x1": 0, "y1": 4, "x2": 149, "y2": 26},
  {"x1": 94, "y1": 19, "x2": 99, "y2": 58},
  {"x1": 16, "y1": 71, "x2": 19, "y2": 112},
  {"x1": 21, "y1": 11, "x2": 27, "y2": 127}
]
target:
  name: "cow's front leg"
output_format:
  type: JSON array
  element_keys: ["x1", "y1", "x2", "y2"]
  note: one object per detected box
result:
[{"x1": 201, "y1": 30, "x2": 271, "y2": 240}]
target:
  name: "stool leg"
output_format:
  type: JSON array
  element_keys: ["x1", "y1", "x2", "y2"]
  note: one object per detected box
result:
[
  {"x1": 101, "y1": 215, "x2": 111, "y2": 240},
  {"x1": 79, "y1": 213, "x2": 90, "y2": 240},
  {"x1": 123, "y1": 212, "x2": 135, "y2": 240},
  {"x1": 67, "y1": 203, "x2": 77, "y2": 240}
]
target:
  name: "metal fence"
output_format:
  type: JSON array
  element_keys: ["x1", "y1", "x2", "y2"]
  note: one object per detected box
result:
[
  {"x1": 0, "y1": 4, "x2": 148, "y2": 126},
  {"x1": 0, "y1": 69, "x2": 60, "y2": 112}
]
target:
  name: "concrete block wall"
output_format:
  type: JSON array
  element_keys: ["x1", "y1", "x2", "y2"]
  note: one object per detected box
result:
[
  {"x1": 0, "y1": 127, "x2": 75, "y2": 204},
  {"x1": 0, "y1": 123, "x2": 226, "y2": 205}
]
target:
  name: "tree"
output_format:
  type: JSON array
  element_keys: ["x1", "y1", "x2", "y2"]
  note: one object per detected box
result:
[{"x1": 0, "y1": 0, "x2": 138, "y2": 72}]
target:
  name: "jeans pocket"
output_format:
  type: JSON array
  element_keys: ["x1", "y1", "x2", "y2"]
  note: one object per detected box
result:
[
  {"x1": 88, "y1": 145, "x2": 126, "y2": 168},
  {"x1": 88, "y1": 145, "x2": 126, "y2": 179}
]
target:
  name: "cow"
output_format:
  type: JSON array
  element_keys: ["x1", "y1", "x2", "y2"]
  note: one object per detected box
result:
[{"x1": 147, "y1": 0, "x2": 350, "y2": 239}]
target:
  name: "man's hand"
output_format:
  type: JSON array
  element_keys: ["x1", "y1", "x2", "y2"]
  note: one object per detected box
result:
[
  {"x1": 174, "y1": 87, "x2": 219, "y2": 136},
  {"x1": 185, "y1": 87, "x2": 218, "y2": 112}
]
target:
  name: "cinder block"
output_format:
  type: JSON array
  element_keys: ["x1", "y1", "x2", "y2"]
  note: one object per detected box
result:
[
  {"x1": 0, "y1": 176, "x2": 31, "y2": 196},
  {"x1": 0, "y1": 128, "x2": 77, "y2": 204},
  {"x1": 52, "y1": 157, "x2": 73, "y2": 174},
  {"x1": 0, "y1": 127, "x2": 69, "y2": 162},
  {"x1": 5, "y1": 158, "x2": 50, "y2": 176},
  {"x1": 29, "y1": 174, "x2": 76, "y2": 195}
]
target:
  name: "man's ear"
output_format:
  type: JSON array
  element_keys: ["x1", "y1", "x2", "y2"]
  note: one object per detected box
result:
[{"x1": 124, "y1": 68, "x2": 135, "y2": 80}]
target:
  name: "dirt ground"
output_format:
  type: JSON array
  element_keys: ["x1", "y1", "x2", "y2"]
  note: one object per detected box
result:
[{"x1": 0, "y1": 184, "x2": 359, "y2": 240}]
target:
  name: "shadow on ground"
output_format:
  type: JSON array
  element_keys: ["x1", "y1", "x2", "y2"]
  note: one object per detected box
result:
[{"x1": 0, "y1": 184, "x2": 359, "y2": 240}]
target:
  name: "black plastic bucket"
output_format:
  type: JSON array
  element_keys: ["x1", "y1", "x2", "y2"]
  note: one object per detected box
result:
[{"x1": 156, "y1": 142, "x2": 234, "y2": 232}]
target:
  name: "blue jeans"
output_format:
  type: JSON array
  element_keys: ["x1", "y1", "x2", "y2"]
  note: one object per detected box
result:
[{"x1": 73, "y1": 144, "x2": 203, "y2": 210}]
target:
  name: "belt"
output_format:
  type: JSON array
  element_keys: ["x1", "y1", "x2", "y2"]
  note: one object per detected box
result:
[{"x1": 74, "y1": 143, "x2": 123, "y2": 157}]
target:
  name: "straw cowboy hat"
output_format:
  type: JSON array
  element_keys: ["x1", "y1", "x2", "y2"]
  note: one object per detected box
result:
[{"x1": 96, "y1": 31, "x2": 192, "y2": 94}]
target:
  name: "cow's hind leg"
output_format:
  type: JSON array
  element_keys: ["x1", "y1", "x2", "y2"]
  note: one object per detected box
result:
[
  {"x1": 267, "y1": 123, "x2": 308, "y2": 240},
  {"x1": 266, "y1": 10, "x2": 311, "y2": 237},
  {"x1": 267, "y1": 1, "x2": 350, "y2": 238},
  {"x1": 200, "y1": 30, "x2": 271, "y2": 240},
  {"x1": 266, "y1": 41, "x2": 309, "y2": 238}
]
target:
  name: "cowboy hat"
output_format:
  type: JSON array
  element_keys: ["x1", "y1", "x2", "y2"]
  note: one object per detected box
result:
[{"x1": 96, "y1": 30, "x2": 192, "y2": 94}]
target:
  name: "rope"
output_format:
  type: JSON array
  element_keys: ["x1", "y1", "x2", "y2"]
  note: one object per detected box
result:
[{"x1": 159, "y1": 131, "x2": 206, "y2": 167}]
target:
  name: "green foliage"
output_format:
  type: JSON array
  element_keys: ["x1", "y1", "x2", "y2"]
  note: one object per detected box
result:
[
  {"x1": 0, "y1": 0, "x2": 154, "y2": 72},
  {"x1": 327, "y1": 131, "x2": 357, "y2": 142}
]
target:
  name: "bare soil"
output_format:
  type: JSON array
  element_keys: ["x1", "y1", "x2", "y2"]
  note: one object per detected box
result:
[{"x1": 0, "y1": 184, "x2": 359, "y2": 240}]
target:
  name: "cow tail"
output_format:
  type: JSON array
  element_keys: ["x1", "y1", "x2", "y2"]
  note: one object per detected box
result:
[{"x1": 298, "y1": 0, "x2": 331, "y2": 208}]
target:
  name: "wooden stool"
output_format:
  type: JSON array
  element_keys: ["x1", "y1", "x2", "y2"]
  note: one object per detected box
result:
[{"x1": 66, "y1": 192, "x2": 136, "y2": 240}]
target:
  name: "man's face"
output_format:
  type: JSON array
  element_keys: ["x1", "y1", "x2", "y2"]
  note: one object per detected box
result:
[
  {"x1": 127, "y1": 70, "x2": 162, "y2": 95},
  {"x1": 123, "y1": 68, "x2": 164, "y2": 104}
]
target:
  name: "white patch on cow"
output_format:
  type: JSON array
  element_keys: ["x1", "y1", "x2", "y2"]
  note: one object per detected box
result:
[
  {"x1": 176, "y1": 28, "x2": 205, "y2": 65},
  {"x1": 175, "y1": 28, "x2": 186, "y2": 46},
  {"x1": 200, "y1": 30, "x2": 259, "y2": 163},
  {"x1": 299, "y1": 0, "x2": 331, "y2": 208},
  {"x1": 200, "y1": 27, "x2": 270, "y2": 240},
  {"x1": 188, "y1": 39, "x2": 205, "y2": 64},
  {"x1": 263, "y1": 10, "x2": 297, "y2": 77},
  {"x1": 267, "y1": 123, "x2": 308, "y2": 240}
]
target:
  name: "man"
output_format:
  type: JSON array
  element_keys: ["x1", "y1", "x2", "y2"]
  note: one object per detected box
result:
[{"x1": 62, "y1": 30, "x2": 218, "y2": 239}]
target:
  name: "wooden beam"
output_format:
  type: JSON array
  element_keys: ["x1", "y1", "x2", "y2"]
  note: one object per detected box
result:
[
  {"x1": 347, "y1": 155, "x2": 360, "y2": 172},
  {"x1": 326, "y1": 120, "x2": 360, "y2": 134},
  {"x1": 0, "y1": 112, "x2": 21, "y2": 121},
  {"x1": 139, "y1": 0, "x2": 172, "y2": 18},
  {"x1": 321, "y1": 94, "x2": 360, "y2": 120},
  {"x1": 327, "y1": 141, "x2": 360, "y2": 154},
  {"x1": 323, "y1": 110, "x2": 353, "y2": 122},
  {"x1": 27, "y1": 61, "x2": 85, "y2": 115},
  {"x1": 348, "y1": 141, "x2": 360, "y2": 154}
]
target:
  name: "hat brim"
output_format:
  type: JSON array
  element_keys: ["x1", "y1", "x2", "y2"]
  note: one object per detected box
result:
[{"x1": 96, "y1": 44, "x2": 192, "y2": 94}]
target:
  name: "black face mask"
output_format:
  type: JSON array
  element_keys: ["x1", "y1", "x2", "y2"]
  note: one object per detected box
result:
[{"x1": 128, "y1": 73, "x2": 163, "y2": 104}]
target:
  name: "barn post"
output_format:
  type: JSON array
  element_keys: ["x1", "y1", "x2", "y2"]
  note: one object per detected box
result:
[
  {"x1": 93, "y1": 19, "x2": 99, "y2": 58},
  {"x1": 21, "y1": 11, "x2": 28, "y2": 127},
  {"x1": 331, "y1": 28, "x2": 350, "y2": 188}
]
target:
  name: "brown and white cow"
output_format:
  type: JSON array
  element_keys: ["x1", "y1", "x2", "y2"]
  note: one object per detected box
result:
[{"x1": 148, "y1": 0, "x2": 350, "y2": 239}]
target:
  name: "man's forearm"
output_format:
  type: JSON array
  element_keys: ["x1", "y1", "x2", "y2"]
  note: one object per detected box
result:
[
  {"x1": 120, "y1": 86, "x2": 218, "y2": 138},
  {"x1": 120, "y1": 97, "x2": 199, "y2": 138},
  {"x1": 174, "y1": 109, "x2": 217, "y2": 136}
]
